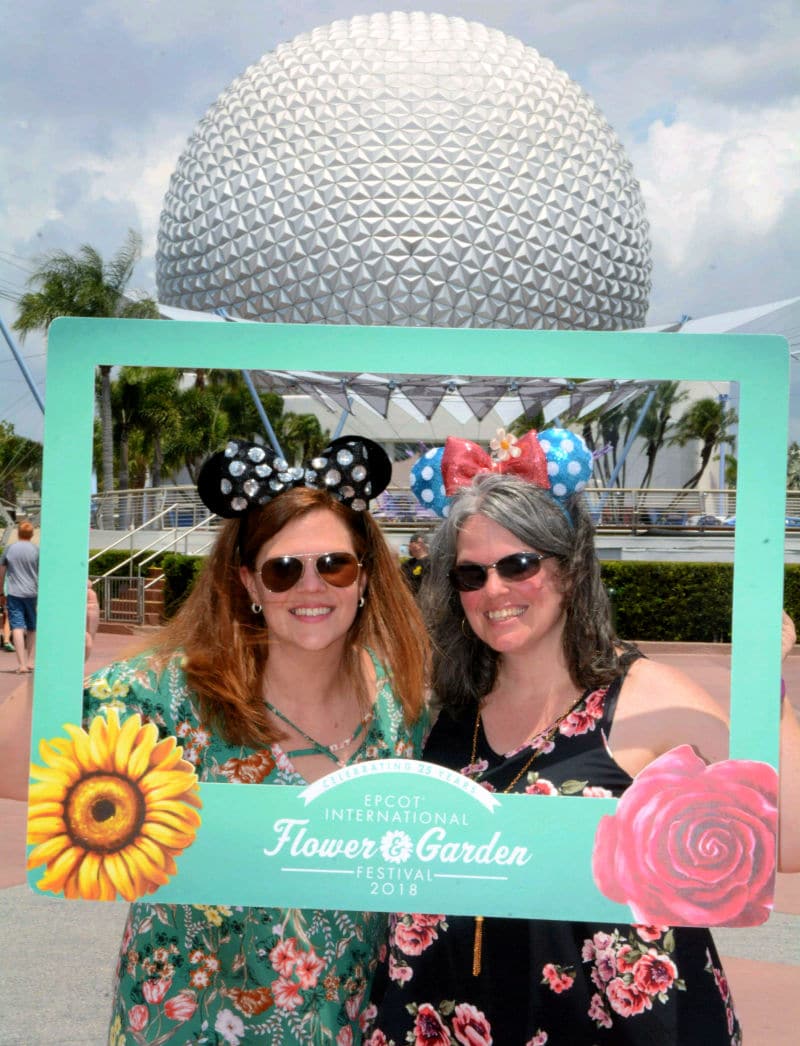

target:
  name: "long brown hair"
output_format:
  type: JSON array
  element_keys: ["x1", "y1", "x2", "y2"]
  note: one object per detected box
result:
[{"x1": 152, "y1": 487, "x2": 429, "y2": 746}]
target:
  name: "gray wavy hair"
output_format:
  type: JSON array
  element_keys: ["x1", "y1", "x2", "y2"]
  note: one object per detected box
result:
[{"x1": 419, "y1": 472, "x2": 634, "y2": 714}]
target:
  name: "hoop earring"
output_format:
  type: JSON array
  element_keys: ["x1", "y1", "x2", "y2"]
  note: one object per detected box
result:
[
  {"x1": 461, "y1": 617, "x2": 471, "y2": 638},
  {"x1": 358, "y1": 595, "x2": 366, "y2": 609},
  {"x1": 251, "y1": 602, "x2": 263, "y2": 615}
]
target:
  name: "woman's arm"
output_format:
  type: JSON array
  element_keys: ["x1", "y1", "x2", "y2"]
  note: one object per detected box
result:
[{"x1": 611, "y1": 614, "x2": 800, "y2": 871}]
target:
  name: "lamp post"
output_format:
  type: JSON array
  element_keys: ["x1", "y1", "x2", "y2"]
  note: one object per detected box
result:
[{"x1": 718, "y1": 393, "x2": 729, "y2": 518}]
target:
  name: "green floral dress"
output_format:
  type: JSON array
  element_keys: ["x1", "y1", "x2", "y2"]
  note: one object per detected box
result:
[{"x1": 84, "y1": 651, "x2": 427, "y2": 1046}]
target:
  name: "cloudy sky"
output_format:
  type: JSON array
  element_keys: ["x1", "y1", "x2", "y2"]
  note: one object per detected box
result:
[{"x1": 1, "y1": 0, "x2": 798, "y2": 441}]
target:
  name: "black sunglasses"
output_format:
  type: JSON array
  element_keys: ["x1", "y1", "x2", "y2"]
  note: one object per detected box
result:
[
  {"x1": 259, "y1": 552, "x2": 361, "y2": 593},
  {"x1": 449, "y1": 551, "x2": 557, "y2": 592}
]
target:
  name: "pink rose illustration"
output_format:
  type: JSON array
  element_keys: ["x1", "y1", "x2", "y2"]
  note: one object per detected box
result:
[
  {"x1": 606, "y1": 977, "x2": 652, "y2": 1017},
  {"x1": 365, "y1": 1033, "x2": 389, "y2": 1046},
  {"x1": 541, "y1": 963, "x2": 575, "y2": 993},
  {"x1": 413, "y1": 1003, "x2": 450, "y2": 1046},
  {"x1": 394, "y1": 915, "x2": 442, "y2": 956},
  {"x1": 452, "y1": 1002, "x2": 492, "y2": 1046},
  {"x1": 593, "y1": 745, "x2": 777, "y2": 927},
  {"x1": 164, "y1": 989, "x2": 198, "y2": 1021},
  {"x1": 632, "y1": 950, "x2": 677, "y2": 996}
]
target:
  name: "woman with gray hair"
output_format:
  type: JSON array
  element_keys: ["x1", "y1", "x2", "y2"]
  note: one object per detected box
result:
[{"x1": 369, "y1": 431, "x2": 800, "y2": 1046}]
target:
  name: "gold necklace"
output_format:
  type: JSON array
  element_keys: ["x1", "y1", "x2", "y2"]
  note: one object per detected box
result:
[
  {"x1": 469, "y1": 689, "x2": 586, "y2": 976},
  {"x1": 265, "y1": 700, "x2": 374, "y2": 767}
]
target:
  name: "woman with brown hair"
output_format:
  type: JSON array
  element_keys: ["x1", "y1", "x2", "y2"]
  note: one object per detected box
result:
[{"x1": 83, "y1": 436, "x2": 429, "y2": 1045}]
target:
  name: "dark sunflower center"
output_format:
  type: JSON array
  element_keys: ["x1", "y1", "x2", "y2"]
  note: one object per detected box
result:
[
  {"x1": 92, "y1": 798, "x2": 116, "y2": 822},
  {"x1": 64, "y1": 772, "x2": 146, "y2": 854}
]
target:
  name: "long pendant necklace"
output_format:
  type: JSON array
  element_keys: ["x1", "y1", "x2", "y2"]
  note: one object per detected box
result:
[
  {"x1": 265, "y1": 700, "x2": 374, "y2": 768},
  {"x1": 469, "y1": 689, "x2": 586, "y2": 976}
]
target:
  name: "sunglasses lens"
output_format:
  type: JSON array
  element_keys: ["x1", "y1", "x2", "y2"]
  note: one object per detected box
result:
[
  {"x1": 450, "y1": 553, "x2": 547, "y2": 592},
  {"x1": 495, "y1": 553, "x2": 543, "y2": 582},
  {"x1": 449, "y1": 564, "x2": 487, "y2": 592},
  {"x1": 260, "y1": 557, "x2": 304, "y2": 592},
  {"x1": 316, "y1": 553, "x2": 360, "y2": 588}
]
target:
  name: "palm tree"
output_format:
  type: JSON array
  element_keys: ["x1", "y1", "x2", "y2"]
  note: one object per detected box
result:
[
  {"x1": 0, "y1": 421, "x2": 42, "y2": 507},
  {"x1": 637, "y1": 382, "x2": 687, "y2": 489},
  {"x1": 669, "y1": 397, "x2": 738, "y2": 489},
  {"x1": 13, "y1": 230, "x2": 160, "y2": 495},
  {"x1": 787, "y1": 443, "x2": 800, "y2": 490}
]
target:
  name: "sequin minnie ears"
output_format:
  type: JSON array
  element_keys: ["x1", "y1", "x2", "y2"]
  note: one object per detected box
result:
[
  {"x1": 197, "y1": 436, "x2": 392, "y2": 518},
  {"x1": 410, "y1": 427, "x2": 593, "y2": 518}
]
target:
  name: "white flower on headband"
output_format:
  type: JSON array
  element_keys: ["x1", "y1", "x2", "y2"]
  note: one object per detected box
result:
[{"x1": 489, "y1": 428, "x2": 521, "y2": 463}]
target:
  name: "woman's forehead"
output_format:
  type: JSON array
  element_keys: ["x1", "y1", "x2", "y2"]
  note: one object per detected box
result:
[{"x1": 260, "y1": 509, "x2": 355, "y2": 557}]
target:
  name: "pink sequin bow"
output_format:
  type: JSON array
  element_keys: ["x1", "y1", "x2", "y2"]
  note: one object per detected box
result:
[{"x1": 441, "y1": 430, "x2": 549, "y2": 495}]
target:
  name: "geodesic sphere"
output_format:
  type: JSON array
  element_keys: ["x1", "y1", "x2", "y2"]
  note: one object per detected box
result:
[{"x1": 156, "y1": 11, "x2": 651, "y2": 329}]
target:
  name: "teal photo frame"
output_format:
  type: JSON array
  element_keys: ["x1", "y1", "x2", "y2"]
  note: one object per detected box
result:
[{"x1": 27, "y1": 318, "x2": 789, "y2": 923}]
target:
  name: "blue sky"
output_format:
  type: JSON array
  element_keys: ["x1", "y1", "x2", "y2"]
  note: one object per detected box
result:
[{"x1": 1, "y1": 1, "x2": 798, "y2": 441}]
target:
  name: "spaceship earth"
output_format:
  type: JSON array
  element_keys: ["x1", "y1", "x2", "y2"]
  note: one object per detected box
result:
[{"x1": 156, "y1": 11, "x2": 652, "y2": 329}]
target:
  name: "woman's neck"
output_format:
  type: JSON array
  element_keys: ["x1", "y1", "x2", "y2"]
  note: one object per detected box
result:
[
  {"x1": 262, "y1": 643, "x2": 353, "y2": 711},
  {"x1": 481, "y1": 648, "x2": 580, "y2": 751}
]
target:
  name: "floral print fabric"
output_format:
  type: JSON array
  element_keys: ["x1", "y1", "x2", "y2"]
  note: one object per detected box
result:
[
  {"x1": 84, "y1": 652, "x2": 426, "y2": 1045},
  {"x1": 368, "y1": 678, "x2": 742, "y2": 1046}
]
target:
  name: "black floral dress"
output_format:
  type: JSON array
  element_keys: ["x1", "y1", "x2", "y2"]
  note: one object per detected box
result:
[{"x1": 368, "y1": 676, "x2": 741, "y2": 1046}]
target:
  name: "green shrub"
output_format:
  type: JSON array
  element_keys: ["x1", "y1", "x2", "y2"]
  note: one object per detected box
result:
[
  {"x1": 603, "y1": 562, "x2": 800, "y2": 643},
  {"x1": 160, "y1": 554, "x2": 205, "y2": 618}
]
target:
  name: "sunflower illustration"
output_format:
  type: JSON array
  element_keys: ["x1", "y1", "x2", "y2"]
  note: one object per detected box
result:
[{"x1": 27, "y1": 710, "x2": 202, "y2": 901}]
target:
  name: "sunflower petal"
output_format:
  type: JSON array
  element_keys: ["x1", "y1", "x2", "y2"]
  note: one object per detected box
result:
[
  {"x1": 96, "y1": 863, "x2": 117, "y2": 901},
  {"x1": 88, "y1": 714, "x2": 115, "y2": 771},
  {"x1": 28, "y1": 765, "x2": 75, "y2": 788},
  {"x1": 37, "y1": 844, "x2": 85, "y2": 894},
  {"x1": 141, "y1": 821, "x2": 196, "y2": 850},
  {"x1": 104, "y1": 851, "x2": 139, "y2": 902},
  {"x1": 27, "y1": 781, "x2": 68, "y2": 803},
  {"x1": 27, "y1": 815, "x2": 68, "y2": 843},
  {"x1": 133, "y1": 834, "x2": 179, "y2": 874},
  {"x1": 146, "y1": 803, "x2": 202, "y2": 830},
  {"x1": 27, "y1": 834, "x2": 72, "y2": 868},
  {"x1": 25, "y1": 800, "x2": 67, "y2": 819},
  {"x1": 149, "y1": 735, "x2": 179, "y2": 768},
  {"x1": 123, "y1": 843, "x2": 172, "y2": 889},
  {"x1": 127, "y1": 723, "x2": 160, "y2": 780},
  {"x1": 113, "y1": 713, "x2": 144, "y2": 776},
  {"x1": 139, "y1": 769, "x2": 198, "y2": 795},
  {"x1": 77, "y1": 851, "x2": 104, "y2": 900},
  {"x1": 144, "y1": 777, "x2": 201, "y2": 803},
  {"x1": 64, "y1": 723, "x2": 96, "y2": 772}
]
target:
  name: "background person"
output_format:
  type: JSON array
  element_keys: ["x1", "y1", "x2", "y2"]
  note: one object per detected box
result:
[
  {"x1": 369, "y1": 437, "x2": 800, "y2": 1046},
  {"x1": 2, "y1": 578, "x2": 15, "y2": 651},
  {"x1": 400, "y1": 531, "x2": 430, "y2": 596},
  {"x1": 77, "y1": 437, "x2": 430, "y2": 1045},
  {"x1": 0, "y1": 519, "x2": 39, "y2": 674}
]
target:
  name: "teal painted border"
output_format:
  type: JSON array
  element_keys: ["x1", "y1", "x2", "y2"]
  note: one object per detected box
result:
[{"x1": 29, "y1": 317, "x2": 789, "y2": 911}]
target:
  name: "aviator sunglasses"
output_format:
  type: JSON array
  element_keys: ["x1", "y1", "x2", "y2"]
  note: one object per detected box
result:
[
  {"x1": 449, "y1": 551, "x2": 557, "y2": 592},
  {"x1": 259, "y1": 552, "x2": 362, "y2": 593}
]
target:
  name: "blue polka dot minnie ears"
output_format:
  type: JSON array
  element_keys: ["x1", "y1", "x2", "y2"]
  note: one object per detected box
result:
[
  {"x1": 198, "y1": 435, "x2": 392, "y2": 517},
  {"x1": 410, "y1": 427, "x2": 593, "y2": 518}
]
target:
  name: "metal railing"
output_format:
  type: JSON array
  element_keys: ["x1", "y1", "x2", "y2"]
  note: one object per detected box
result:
[
  {"x1": 89, "y1": 574, "x2": 144, "y2": 626},
  {"x1": 91, "y1": 486, "x2": 212, "y2": 531},
  {"x1": 86, "y1": 484, "x2": 800, "y2": 537}
]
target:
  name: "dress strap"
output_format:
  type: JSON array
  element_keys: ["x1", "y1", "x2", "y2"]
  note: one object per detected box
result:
[{"x1": 599, "y1": 650, "x2": 645, "y2": 730}]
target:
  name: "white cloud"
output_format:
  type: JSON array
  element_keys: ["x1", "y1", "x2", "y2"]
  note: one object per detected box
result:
[{"x1": 633, "y1": 99, "x2": 800, "y2": 275}]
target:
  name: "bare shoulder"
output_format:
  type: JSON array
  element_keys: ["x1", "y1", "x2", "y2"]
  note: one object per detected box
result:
[
  {"x1": 623, "y1": 656, "x2": 728, "y2": 717},
  {"x1": 610, "y1": 656, "x2": 730, "y2": 769}
]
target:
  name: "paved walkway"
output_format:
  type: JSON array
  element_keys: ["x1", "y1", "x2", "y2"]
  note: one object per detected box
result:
[{"x1": 1, "y1": 634, "x2": 798, "y2": 1044}]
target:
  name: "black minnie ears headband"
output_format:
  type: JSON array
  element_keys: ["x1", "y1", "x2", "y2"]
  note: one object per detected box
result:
[{"x1": 197, "y1": 436, "x2": 392, "y2": 518}]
